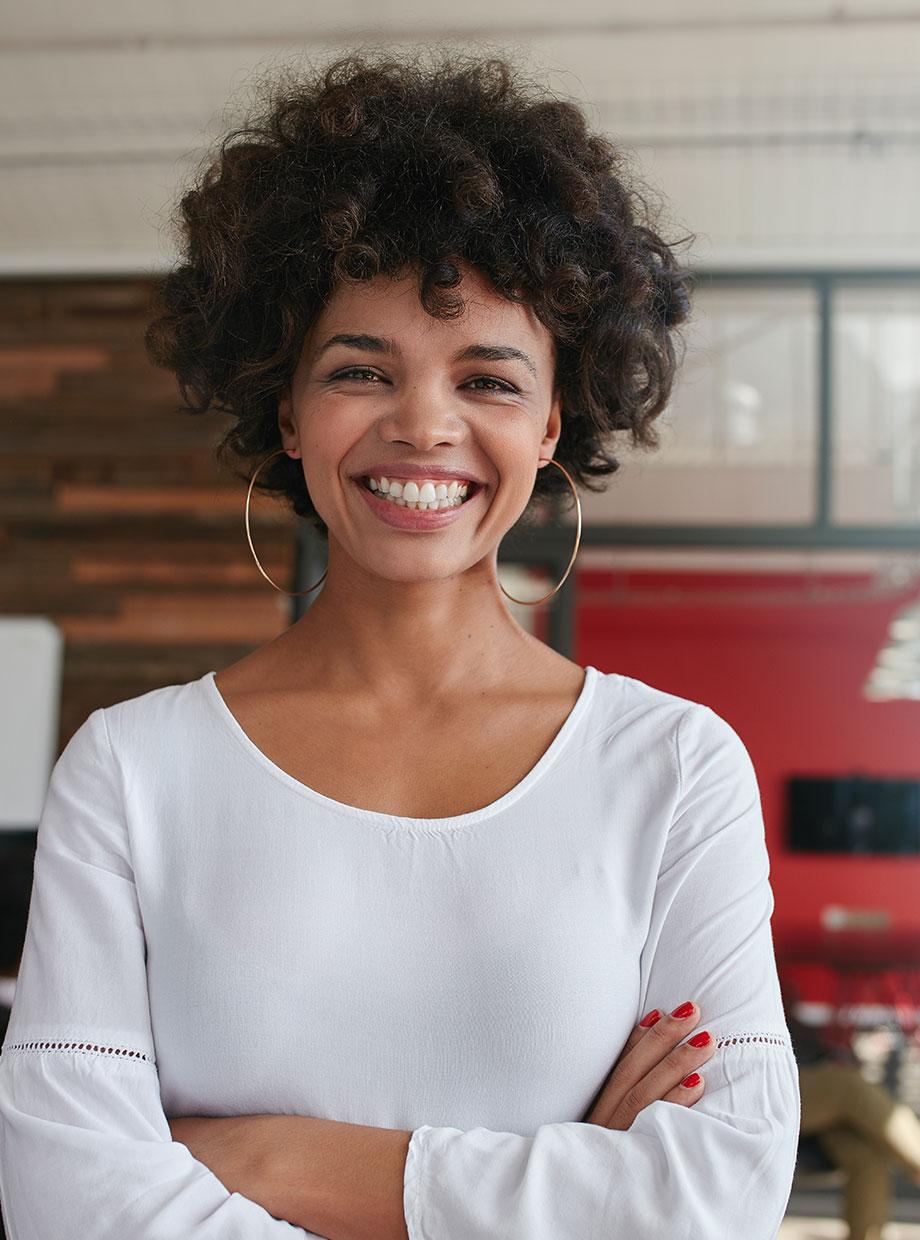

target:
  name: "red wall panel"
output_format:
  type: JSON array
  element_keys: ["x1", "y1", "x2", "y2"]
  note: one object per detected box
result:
[{"x1": 576, "y1": 566, "x2": 920, "y2": 941}]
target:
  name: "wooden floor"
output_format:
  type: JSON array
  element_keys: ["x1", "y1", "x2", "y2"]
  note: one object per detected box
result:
[
  {"x1": 780, "y1": 1186, "x2": 920, "y2": 1239},
  {"x1": 778, "y1": 1025, "x2": 920, "y2": 1238},
  {"x1": 780, "y1": 1221, "x2": 920, "y2": 1238}
]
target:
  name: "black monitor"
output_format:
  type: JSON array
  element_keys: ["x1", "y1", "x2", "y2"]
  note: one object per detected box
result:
[
  {"x1": 787, "y1": 776, "x2": 920, "y2": 855},
  {"x1": 0, "y1": 831, "x2": 37, "y2": 977}
]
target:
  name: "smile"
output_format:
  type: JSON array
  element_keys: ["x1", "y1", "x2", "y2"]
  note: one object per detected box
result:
[
  {"x1": 363, "y1": 476, "x2": 477, "y2": 510},
  {"x1": 353, "y1": 476, "x2": 484, "y2": 530}
]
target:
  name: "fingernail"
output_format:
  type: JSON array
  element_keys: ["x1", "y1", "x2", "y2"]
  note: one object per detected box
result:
[
  {"x1": 688, "y1": 1031, "x2": 711, "y2": 1047},
  {"x1": 671, "y1": 1001, "x2": 695, "y2": 1019},
  {"x1": 682, "y1": 1073, "x2": 701, "y2": 1088},
  {"x1": 640, "y1": 1009, "x2": 661, "y2": 1027}
]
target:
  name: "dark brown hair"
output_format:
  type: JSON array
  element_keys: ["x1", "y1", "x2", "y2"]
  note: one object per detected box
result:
[{"x1": 144, "y1": 48, "x2": 696, "y2": 541}]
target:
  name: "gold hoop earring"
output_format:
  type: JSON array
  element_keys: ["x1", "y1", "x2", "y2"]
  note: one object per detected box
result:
[
  {"x1": 498, "y1": 458, "x2": 582, "y2": 607},
  {"x1": 244, "y1": 448, "x2": 327, "y2": 597}
]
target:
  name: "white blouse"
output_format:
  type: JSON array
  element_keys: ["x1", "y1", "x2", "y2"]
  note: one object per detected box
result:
[{"x1": 0, "y1": 666, "x2": 801, "y2": 1239}]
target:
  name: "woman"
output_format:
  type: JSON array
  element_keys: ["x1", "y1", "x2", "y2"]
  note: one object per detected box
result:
[{"x1": 0, "y1": 51, "x2": 800, "y2": 1239}]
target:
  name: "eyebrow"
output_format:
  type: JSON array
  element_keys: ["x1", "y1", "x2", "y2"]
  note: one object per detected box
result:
[{"x1": 312, "y1": 333, "x2": 538, "y2": 380}]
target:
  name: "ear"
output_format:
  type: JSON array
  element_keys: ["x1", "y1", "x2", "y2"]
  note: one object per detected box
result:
[
  {"x1": 277, "y1": 382, "x2": 299, "y2": 456},
  {"x1": 537, "y1": 390, "x2": 563, "y2": 463}
]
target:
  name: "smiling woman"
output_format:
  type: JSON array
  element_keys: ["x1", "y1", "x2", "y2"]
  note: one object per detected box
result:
[
  {"x1": 0, "y1": 47, "x2": 800, "y2": 1240},
  {"x1": 266, "y1": 256, "x2": 574, "y2": 584},
  {"x1": 142, "y1": 48, "x2": 695, "y2": 542}
]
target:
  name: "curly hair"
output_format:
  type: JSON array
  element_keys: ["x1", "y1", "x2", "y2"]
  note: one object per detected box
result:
[{"x1": 144, "y1": 47, "x2": 696, "y2": 541}]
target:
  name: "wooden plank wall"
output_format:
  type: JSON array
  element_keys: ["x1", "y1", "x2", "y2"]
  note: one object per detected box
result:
[{"x1": 1, "y1": 277, "x2": 301, "y2": 753}]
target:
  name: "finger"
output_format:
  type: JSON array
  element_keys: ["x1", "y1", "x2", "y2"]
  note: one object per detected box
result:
[
  {"x1": 590, "y1": 1015, "x2": 717, "y2": 1128},
  {"x1": 620, "y1": 1009, "x2": 664, "y2": 1057},
  {"x1": 661, "y1": 1071, "x2": 706, "y2": 1107},
  {"x1": 635, "y1": 1028, "x2": 719, "y2": 1103},
  {"x1": 618, "y1": 1002, "x2": 701, "y2": 1074},
  {"x1": 607, "y1": 1016, "x2": 659, "y2": 1075},
  {"x1": 582, "y1": 1007, "x2": 694, "y2": 1123}
]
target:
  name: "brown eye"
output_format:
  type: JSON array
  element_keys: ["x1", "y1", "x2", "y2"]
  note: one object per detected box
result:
[
  {"x1": 468, "y1": 376, "x2": 517, "y2": 393},
  {"x1": 329, "y1": 367, "x2": 384, "y2": 382},
  {"x1": 328, "y1": 368, "x2": 517, "y2": 393}
]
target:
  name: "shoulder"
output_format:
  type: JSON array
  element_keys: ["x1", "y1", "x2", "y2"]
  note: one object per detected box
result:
[
  {"x1": 588, "y1": 670, "x2": 755, "y2": 797},
  {"x1": 589, "y1": 666, "x2": 723, "y2": 744},
  {"x1": 96, "y1": 673, "x2": 209, "y2": 751},
  {"x1": 57, "y1": 675, "x2": 211, "y2": 805},
  {"x1": 44, "y1": 676, "x2": 212, "y2": 855}
]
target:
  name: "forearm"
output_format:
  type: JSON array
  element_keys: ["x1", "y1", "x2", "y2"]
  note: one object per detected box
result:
[
  {"x1": 281, "y1": 1116, "x2": 412, "y2": 1240},
  {"x1": 171, "y1": 1113, "x2": 412, "y2": 1240}
]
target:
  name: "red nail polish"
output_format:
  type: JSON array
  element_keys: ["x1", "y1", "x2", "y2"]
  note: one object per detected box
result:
[
  {"x1": 688, "y1": 1031, "x2": 711, "y2": 1047},
  {"x1": 640, "y1": 1009, "x2": 661, "y2": 1027},
  {"x1": 671, "y1": 1001, "x2": 694, "y2": 1019},
  {"x1": 682, "y1": 1073, "x2": 701, "y2": 1088}
]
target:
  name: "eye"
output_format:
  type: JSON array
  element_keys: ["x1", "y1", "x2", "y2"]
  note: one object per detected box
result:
[
  {"x1": 329, "y1": 366, "x2": 384, "y2": 383},
  {"x1": 328, "y1": 367, "x2": 518, "y2": 394},
  {"x1": 467, "y1": 376, "x2": 518, "y2": 393}
]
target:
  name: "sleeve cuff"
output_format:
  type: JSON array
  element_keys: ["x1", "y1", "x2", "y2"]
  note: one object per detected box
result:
[{"x1": 403, "y1": 1126, "x2": 429, "y2": 1240}]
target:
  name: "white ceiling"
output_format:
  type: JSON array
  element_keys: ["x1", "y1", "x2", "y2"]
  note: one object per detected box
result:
[
  {"x1": 2, "y1": 1, "x2": 920, "y2": 272},
  {"x1": 3, "y1": 0, "x2": 919, "y2": 40}
]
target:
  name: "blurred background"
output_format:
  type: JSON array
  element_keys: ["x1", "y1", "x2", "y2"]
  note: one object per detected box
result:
[{"x1": 3, "y1": 1, "x2": 920, "y2": 1234}]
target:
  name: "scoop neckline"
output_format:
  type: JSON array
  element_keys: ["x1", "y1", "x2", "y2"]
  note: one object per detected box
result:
[{"x1": 198, "y1": 663, "x2": 599, "y2": 830}]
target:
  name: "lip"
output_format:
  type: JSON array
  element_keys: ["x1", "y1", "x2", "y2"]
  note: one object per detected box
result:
[
  {"x1": 352, "y1": 477, "x2": 483, "y2": 530},
  {"x1": 353, "y1": 463, "x2": 484, "y2": 485}
]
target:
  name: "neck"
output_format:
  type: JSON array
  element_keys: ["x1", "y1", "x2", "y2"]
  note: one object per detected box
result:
[{"x1": 274, "y1": 544, "x2": 544, "y2": 700}]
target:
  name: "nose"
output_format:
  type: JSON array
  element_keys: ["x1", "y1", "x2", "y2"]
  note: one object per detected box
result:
[{"x1": 377, "y1": 381, "x2": 466, "y2": 451}]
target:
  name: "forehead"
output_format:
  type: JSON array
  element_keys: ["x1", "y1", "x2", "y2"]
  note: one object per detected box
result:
[{"x1": 305, "y1": 262, "x2": 551, "y2": 358}]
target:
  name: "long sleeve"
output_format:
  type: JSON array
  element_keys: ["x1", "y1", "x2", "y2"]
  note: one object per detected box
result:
[
  {"x1": 401, "y1": 703, "x2": 801, "y2": 1240},
  {"x1": 0, "y1": 708, "x2": 320, "y2": 1240}
]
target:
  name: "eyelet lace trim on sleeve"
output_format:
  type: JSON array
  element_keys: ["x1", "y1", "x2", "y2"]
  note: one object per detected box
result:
[
  {"x1": 2, "y1": 1039, "x2": 155, "y2": 1064},
  {"x1": 715, "y1": 1031, "x2": 791, "y2": 1050}
]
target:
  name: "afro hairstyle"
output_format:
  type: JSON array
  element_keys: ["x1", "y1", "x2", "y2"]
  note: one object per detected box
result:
[{"x1": 144, "y1": 47, "x2": 696, "y2": 540}]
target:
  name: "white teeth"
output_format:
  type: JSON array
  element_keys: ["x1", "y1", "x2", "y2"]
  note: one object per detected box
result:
[{"x1": 363, "y1": 474, "x2": 474, "y2": 511}]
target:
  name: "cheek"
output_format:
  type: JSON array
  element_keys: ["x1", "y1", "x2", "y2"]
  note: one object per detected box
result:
[
  {"x1": 296, "y1": 415, "x2": 361, "y2": 489},
  {"x1": 487, "y1": 430, "x2": 544, "y2": 488}
]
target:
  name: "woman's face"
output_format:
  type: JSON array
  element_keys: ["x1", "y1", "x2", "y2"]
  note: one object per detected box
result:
[{"x1": 278, "y1": 260, "x2": 562, "y2": 589}]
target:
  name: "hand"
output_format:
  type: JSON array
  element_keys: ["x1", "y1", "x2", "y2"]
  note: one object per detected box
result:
[{"x1": 581, "y1": 1001, "x2": 718, "y2": 1129}]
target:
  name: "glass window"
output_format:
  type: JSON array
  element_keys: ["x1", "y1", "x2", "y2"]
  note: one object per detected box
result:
[
  {"x1": 574, "y1": 283, "x2": 820, "y2": 527},
  {"x1": 832, "y1": 284, "x2": 920, "y2": 526}
]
